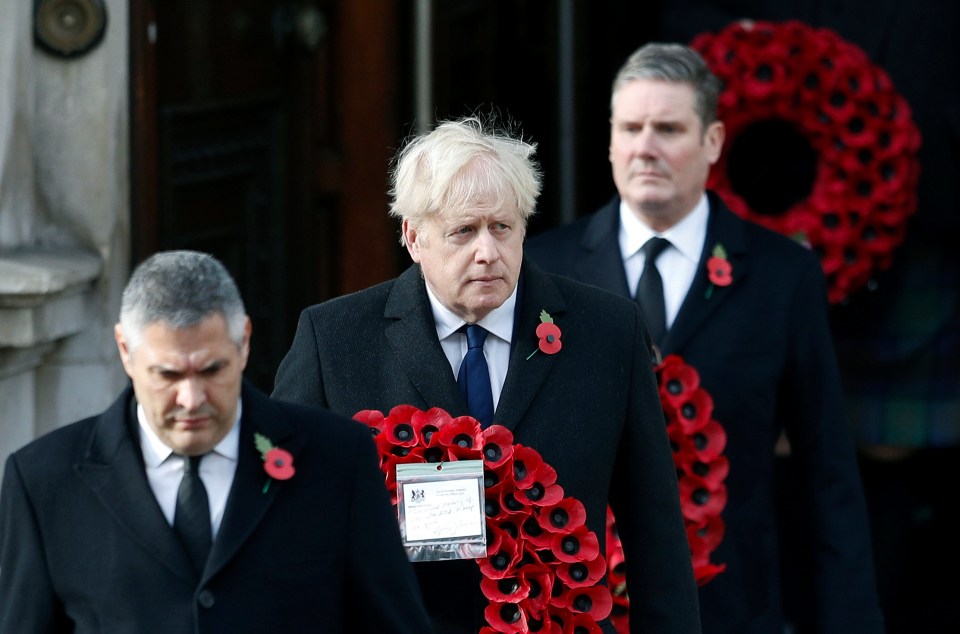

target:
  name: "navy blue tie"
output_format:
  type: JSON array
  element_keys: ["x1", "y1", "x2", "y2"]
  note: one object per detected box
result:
[{"x1": 457, "y1": 325, "x2": 495, "y2": 427}]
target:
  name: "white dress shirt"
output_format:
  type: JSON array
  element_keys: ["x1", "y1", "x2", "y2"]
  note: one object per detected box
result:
[
  {"x1": 619, "y1": 194, "x2": 709, "y2": 330},
  {"x1": 425, "y1": 281, "x2": 516, "y2": 410},
  {"x1": 138, "y1": 400, "x2": 241, "y2": 539}
]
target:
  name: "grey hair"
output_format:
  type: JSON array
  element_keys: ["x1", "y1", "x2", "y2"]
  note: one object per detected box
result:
[
  {"x1": 611, "y1": 42, "x2": 722, "y2": 130},
  {"x1": 388, "y1": 115, "x2": 542, "y2": 245},
  {"x1": 119, "y1": 250, "x2": 247, "y2": 351}
]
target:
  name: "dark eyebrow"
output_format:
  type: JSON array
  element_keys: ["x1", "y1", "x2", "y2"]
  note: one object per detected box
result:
[{"x1": 200, "y1": 360, "x2": 227, "y2": 374}]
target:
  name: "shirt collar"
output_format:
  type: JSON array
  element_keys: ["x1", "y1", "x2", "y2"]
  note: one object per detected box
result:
[
  {"x1": 137, "y1": 398, "x2": 243, "y2": 467},
  {"x1": 424, "y1": 280, "x2": 517, "y2": 344},
  {"x1": 619, "y1": 193, "x2": 709, "y2": 266}
]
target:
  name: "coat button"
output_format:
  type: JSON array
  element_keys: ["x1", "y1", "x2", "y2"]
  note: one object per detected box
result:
[{"x1": 197, "y1": 590, "x2": 215, "y2": 608}]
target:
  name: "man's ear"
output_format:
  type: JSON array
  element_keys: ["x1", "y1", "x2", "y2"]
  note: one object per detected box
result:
[
  {"x1": 114, "y1": 323, "x2": 134, "y2": 378},
  {"x1": 402, "y1": 219, "x2": 422, "y2": 263},
  {"x1": 239, "y1": 317, "x2": 252, "y2": 369},
  {"x1": 704, "y1": 120, "x2": 725, "y2": 165}
]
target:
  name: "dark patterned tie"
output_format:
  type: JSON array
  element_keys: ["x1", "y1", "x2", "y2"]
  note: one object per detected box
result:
[
  {"x1": 457, "y1": 324, "x2": 495, "y2": 427},
  {"x1": 174, "y1": 454, "x2": 212, "y2": 574},
  {"x1": 635, "y1": 237, "x2": 671, "y2": 345}
]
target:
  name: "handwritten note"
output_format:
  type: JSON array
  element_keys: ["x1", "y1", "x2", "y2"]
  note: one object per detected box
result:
[{"x1": 403, "y1": 477, "x2": 484, "y2": 542}]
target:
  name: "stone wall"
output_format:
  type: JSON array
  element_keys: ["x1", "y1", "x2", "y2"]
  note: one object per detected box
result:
[{"x1": 0, "y1": 0, "x2": 130, "y2": 464}]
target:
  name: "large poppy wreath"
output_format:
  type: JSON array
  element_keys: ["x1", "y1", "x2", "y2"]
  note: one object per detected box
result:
[
  {"x1": 354, "y1": 405, "x2": 613, "y2": 633},
  {"x1": 606, "y1": 355, "x2": 728, "y2": 634},
  {"x1": 691, "y1": 20, "x2": 921, "y2": 303}
]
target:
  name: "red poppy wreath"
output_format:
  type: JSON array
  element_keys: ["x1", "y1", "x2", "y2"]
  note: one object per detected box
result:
[
  {"x1": 691, "y1": 20, "x2": 921, "y2": 303},
  {"x1": 354, "y1": 405, "x2": 613, "y2": 633},
  {"x1": 605, "y1": 355, "x2": 728, "y2": 634}
]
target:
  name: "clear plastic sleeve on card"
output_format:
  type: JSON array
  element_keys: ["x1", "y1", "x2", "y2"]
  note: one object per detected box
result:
[{"x1": 395, "y1": 460, "x2": 487, "y2": 562}]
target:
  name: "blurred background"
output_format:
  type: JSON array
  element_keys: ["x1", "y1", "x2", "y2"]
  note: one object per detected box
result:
[{"x1": 1, "y1": 1, "x2": 956, "y2": 632}]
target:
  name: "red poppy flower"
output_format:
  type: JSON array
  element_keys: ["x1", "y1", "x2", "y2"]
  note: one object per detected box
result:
[
  {"x1": 538, "y1": 498, "x2": 587, "y2": 534},
  {"x1": 446, "y1": 442, "x2": 484, "y2": 462},
  {"x1": 383, "y1": 415, "x2": 419, "y2": 448},
  {"x1": 515, "y1": 457, "x2": 562, "y2": 506},
  {"x1": 374, "y1": 430, "x2": 422, "y2": 464},
  {"x1": 481, "y1": 425, "x2": 516, "y2": 468},
  {"x1": 691, "y1": 419, "x2": 727, "y2": 463},
  {"x1": 519, "y1": 514, "x2": 555, "y2": 550},
  {"x1": 657, "y1": 354, "x2": 701, "y2": 407},
  {"x1": 528, "y1": 310, "x2": 563, "y2": 360},
  {"x1": 435, "y1": 415, "x2": 483, "y2": 450},
  {"x1": 565, "y1": 585, "x2": 613, "y2": 622},
  {"x1": 411, "y1": 407, "x2": 453, "y2": 445},
  {"x1": 536, "y1": 322, "x2": 562, "y2": 355},
  {"x1": 557, "y1": 553, "x2": 606, "y2": 588},
  {"x1": 263, "y1": 447, "x2": 295, "y2": 480},
  {"x1": 516, "y1": 564, "x2": 554, "y2": 614},
  {"x1": 679, "y1": 475, "x2": 728, "y2": 525},
  {"x1": 480, "y1": 574, "x2": 532, "y2": 603},
  {"x1": 707, "y1": 256, "x2": 733, "y2": 287},
  {"x1": 485, "y1": 522, "x2": 508, "y2": 554},
  {"x1": 517, "y1": 478, "x2": 563, "y2": 508},
  {"x1": 498, "y1": 490, "x2": 531, "y2": 524},
  {"x1": 353, "y1": 409, "x2": 386, "y2": 434},
  {"x1": 255, "y1": 432, "x2": 297, "y2": 489},
  {"x1": 688, "y1": 513, "x2": 727, "y2": 554},
  {"x1": 551, "y1": 525, "x2": 600, "y2": 563},
  {"x1": 484, "y1": 600, "x2": 529, "y2": 632},
  {"x1": 484, "y1": 456, "x2": 516, "y2": 496},
  {"x1": 666, "y1": 423, "x2": 698, "y2": 469},
  {"x1": 512, "y1": 446, "x2": 546, "y2": 489},
  {"x1": 674, "y1": 388, "x2": 715, "y2": 434},
  {"x1": 685, "y1": 455, "x2": 730, "y2": 490},
  {"x1": 480, "y1": 530, "x2": 521, "y2": 580}
]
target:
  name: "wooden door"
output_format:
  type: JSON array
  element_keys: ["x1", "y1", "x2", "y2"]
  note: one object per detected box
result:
[{"x1": 130, "y1": 0, "x2": 401, "y2": 391}]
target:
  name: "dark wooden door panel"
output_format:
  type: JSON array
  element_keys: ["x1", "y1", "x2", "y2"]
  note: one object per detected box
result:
[{"x1": 157, "y1": 99, "x2": 285, "y2": 388}]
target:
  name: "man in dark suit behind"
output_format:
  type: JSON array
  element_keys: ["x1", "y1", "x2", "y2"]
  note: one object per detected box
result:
[
  {"x1": 273, "y1": 116, "x2": 701, "y2": 633},
  {"x1": 526, "y1": 43, "x2": 883, "y2": 633},
  {"x1": 0, "y1": 250, "x2": 431, "y2": 634}
]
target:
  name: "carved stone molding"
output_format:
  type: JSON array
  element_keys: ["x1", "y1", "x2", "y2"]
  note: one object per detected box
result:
[{"x1": 0, "y1": 248, "x2": 102, "y2": 348}]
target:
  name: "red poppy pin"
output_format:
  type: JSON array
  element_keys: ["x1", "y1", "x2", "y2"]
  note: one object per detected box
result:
[
  {"x1": 527, "y1": 309, "x2": 562, "y2": 360},
  {"x1": 705, "y1": 244, "x2": 733, "y2": 298},
  {"x1": 254, "y1": 432, "x2": 295, "y2": 493}
]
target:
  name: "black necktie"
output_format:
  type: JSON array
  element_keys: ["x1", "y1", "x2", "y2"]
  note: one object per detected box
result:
[
  {"x1": 174, "y1": 454, "x2": 212, "y2": 573},
  {"x1": 457, "y1": 324, "x2": 495, "y2": 427},
  {"x1": 635, "y1": 237, "x2": 671, "y2": 345}
]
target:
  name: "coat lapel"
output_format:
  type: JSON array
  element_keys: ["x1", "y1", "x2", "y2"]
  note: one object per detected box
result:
[
  {"x1": 495, "y1": 261, "x2": 567, "y2": 433},
  {"x1": 74, "y1": 388, "x2": 197, "y2": 584},
  {"x1": 204, "y1": 383, "x2": 298, "y2": 581},
  {"x1": 574, "y1": 198, "x2": 632, "y2": 297},
  {"x1": 383, "y1": 265, "x2": 466, "y2": 414},
  {"x1": 662, "y1": 195, "x2": 748, "y2": 355}
]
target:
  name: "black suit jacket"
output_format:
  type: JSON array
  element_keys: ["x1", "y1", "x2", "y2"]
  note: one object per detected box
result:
[
  {"x1": 0, "y1": 382, "x2": 431, "y2": 634},
  {"x1": 273, "y1": 260, "x2": 702, "y2": 633},
  {"x1": 526, "y1": 194, "x2": 883, "y2": 633}
]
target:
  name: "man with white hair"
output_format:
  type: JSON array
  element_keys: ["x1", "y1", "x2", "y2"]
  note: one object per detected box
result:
[{"x1": 274, "y1": 116, "x2": 701, "y2": 632}]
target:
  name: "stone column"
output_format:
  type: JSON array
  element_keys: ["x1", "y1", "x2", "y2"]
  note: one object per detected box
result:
[
  {"x1": 0, "y1": 0, "x2": 130, "y2": 464},
  {"x1": 0, "y1": 0, "x2": 37, "y2": 247}
]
